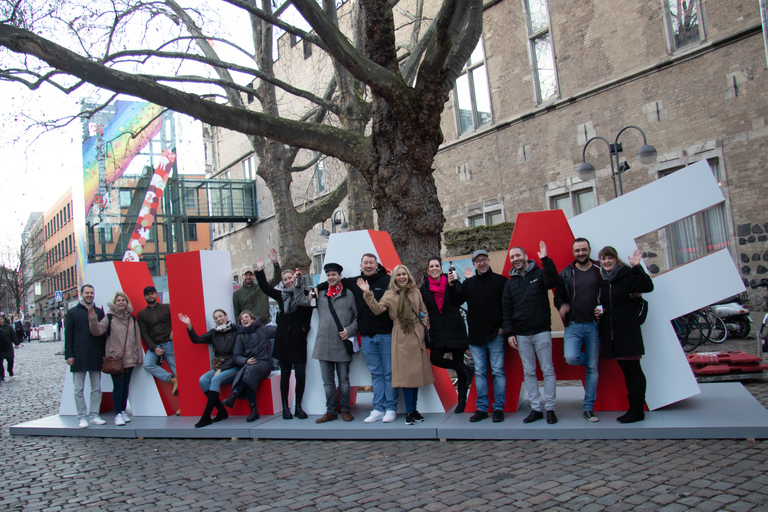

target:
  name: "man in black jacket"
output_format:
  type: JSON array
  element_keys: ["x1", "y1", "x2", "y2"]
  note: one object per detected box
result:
[
  {"x1": 554, "y1": 238, "x2": 602, "y2": 422},
  {"x1": 457, "y1": 250, "x2": 508, "y2": 423},
  {"x1": 64, "y1": 284, "x2": 107, "y2": 428},
  {"x1": 503, "y1": 242, "x2": 559, "y2": 425},
  {"x1": 317, "y1": 253, "x2": 397, "y2": 423}
]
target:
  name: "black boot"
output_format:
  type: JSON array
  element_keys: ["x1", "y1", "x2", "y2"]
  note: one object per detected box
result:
[
  {"x1": 455, "y1": 364, "x2": 474, "y2": 413},
  {"x1": 294, "y1": 370, "x2": 308, "y2": 419},
  {"x1": 282, "y1": 397, "x2": 293, "y2": 420},
  {"x1": 195, "y1": 391, "x2": 217, "y2": 428},
  {"x1": 247, "y1": 402, "x2": 259, "y2": 422},
  {"x1": 211, "y1": 392, "x2": 228, "y2": 423},
  {"x1": 222, "y1": 383, "x2": 244, "y2": 408},
  {"x1": 295, "y1": 403, "x2": 308, "y2": 420}
]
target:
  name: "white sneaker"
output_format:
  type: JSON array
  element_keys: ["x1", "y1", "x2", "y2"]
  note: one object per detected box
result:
[
  {"x1": 78, "y1": 418, "x2": 89, "y2": 429},
  {"x1": 364, "y1": 410, "x2": 386, "y2": 423},
  {"x1": 90, "y1": 415, "x2": 106, "y2": 426},
  {"x1": 121, "y1": 413, "x2": 131, "y2": 423},
  {"x1": 114, "y1": 413, "x2": 125, "y2": 426},
  {"x1": 382, "y1": 410, "x2": 397, "y2": 423}
]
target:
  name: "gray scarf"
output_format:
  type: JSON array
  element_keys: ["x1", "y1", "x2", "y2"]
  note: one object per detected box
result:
[{"x1": 600, "y1": 263, "x2": 623, "y2": 283}]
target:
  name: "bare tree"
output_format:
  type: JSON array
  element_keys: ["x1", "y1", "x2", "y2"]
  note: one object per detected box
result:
[
  {"x1": 0, "y1": 239, "x2": 47, "y2": 316},
  {"x1": 0, "y1": 0, "x2": 483, "y2": 272}
]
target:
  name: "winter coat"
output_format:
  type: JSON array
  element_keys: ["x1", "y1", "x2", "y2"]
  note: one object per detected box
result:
[
  {"x1": 137, "y1": 303, "x2": 172, "y2": 351},
  {"x1": 313, "y1": 285, "x2": 358, "y2": 363},
  {"x1": 0, "y1": 328, "x2": 13, "y2": 359},
  {"x1": 455, "y1": 268, "x2": 508, "y2": 345},
  {"x1": 233, "y1": 261, "x2": 282, "y2": 326},
  {"x1": 502, "y1": 257, "x2": 559, "y2": 337},
  {"x1": 554, "y1": 260, "x2": 602, "y2": 327},
  {"x1": 342, "y1": 265, "x2": 394, "y2": 336},
  {"x1": 419, "y1": 276, "x2": 469, "y2": 351},
  {"x1": 89, "y1": 304, "x2": 144, "y2": 369},
  {"x1": 599, "y1": 264, "x2": 654, "y2": 359},
  {"x1": 256, "y1": 269, "x2": 312, "y2": 364},
  {"x1": 64, "y1": 303, "x2": 106, "y2": 372},
  {"x1": 231, "y1": 321, "x2": 273, "y2": 393},
  {"x1": 364, "y1": 288, "x2": 434, "y2": 388},
  {"x1": 186, "y1": 321, "x2": 238, "y2": 372}
]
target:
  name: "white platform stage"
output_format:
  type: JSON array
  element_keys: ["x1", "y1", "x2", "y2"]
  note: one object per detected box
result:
[{"x1": 10, "y1": 383, "x2": 768, "y2": 441}]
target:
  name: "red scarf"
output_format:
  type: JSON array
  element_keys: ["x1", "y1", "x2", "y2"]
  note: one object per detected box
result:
[
  {"x1": 326, "y1": 283, "x2": 343, "y2": 298},
  {"x1": 428, "y1": 275, "x2": 447, "y2": 313}
]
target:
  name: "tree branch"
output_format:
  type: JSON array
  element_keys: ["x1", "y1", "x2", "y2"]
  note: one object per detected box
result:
[{"x1": 297, "y1": 178, "x2": 348, "y2": 232}]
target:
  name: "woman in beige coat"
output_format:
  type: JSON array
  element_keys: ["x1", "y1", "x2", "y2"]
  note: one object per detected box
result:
[
  {"x1": 89, "y1": 291, "x2": 143, "y2": 426},
  {"x1": 358, "y1": 264, "x2": 434, "y2": 425}
]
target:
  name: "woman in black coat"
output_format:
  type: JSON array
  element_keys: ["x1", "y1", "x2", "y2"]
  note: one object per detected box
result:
[
  {"x1": 595, "y1": 246, "x2": 654, "y2": 424},
  {"x1": 254, "y1": 253, "x2": 313, "y2": 420},
  {"x1": 222, "y1": 311, "x2": 273, "y2": 422},
  {"x1": 178, "y1": 309, "x2": 239, "y2": 428},
  {"x1": 420, "y1": 257, "x2": 475, "y2": 413}
]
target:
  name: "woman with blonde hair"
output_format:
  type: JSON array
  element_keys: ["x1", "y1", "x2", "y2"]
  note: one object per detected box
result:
[
  {"x1": 358, "y1": 264, "x2": 434, "y2": 425},
  {"x1": 88, "y1": 291, "x2": 143, "y2": 426}
]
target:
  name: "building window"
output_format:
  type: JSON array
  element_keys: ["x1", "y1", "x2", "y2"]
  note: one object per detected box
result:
[
  {"x1": 525, "y1": 0, "x2": 558, "y2": 103},
  {"x1": 664, "y1": 0, "x2": 703, "y2": 51},
  {"x1": 185, "y1": 224, "x2": 198, "y2": 241},
  {"x1": 98, "y1": 227, "x2": 113, "y2": 244},
  {"x1": 454, "y1": 38, "x2": 492, "y2": 135},
  {"x1": 468, "y1": 209, "x2": 504, "y2": 227},
  {"x1": 661, "y1": 163, "x2": 727, "y2": 267},
  {"x1": 312, "y1": 252, "x2": 326, "y2": 276},
  {"x1": 550, "y1": 188, "x2": 596, "y2": 219},
  {"x1": 241, "y1": 155, "x2": 256, "y2": 180},
  {"x1": 119, "y1": 190, "x2": 132, "y2": 208},
  {"x1": 315, "y1": 158, "x2": 326, "y2": 194}
]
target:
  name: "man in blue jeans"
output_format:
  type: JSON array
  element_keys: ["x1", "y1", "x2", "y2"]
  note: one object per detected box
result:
[
  {"x1": 554, "y1": 238, "x2": 602, "y2": 422},
  {"x1": 139, "y1": 286, "x2": 178, "y2": 400},
  {"x1": 458, "y1": 250, "x2": 508, "y2": 423}
]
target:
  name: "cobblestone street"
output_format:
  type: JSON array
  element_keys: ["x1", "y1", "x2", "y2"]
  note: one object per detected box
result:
[{"x1": 1, "y1": 340, "x2": 767, "y2": 511}]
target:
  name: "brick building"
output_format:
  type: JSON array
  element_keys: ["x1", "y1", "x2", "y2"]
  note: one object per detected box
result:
[{"x1": 207, "y1": 0, "x2": 768, "y2": 303}]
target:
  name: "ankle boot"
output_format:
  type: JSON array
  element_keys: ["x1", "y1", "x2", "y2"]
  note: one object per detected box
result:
[
  {"x1": 247, "y1": 402, "x2": 259, "y2": 422},
  {"x1": 295, "y1": 403, "x2": 308, "y2": 419},
  {"x1": 618, "y1": 395, "x2": 645, "y2": 423},
  {"x1": 282, "y1": 397, "x2": 293, "y2": 420},
  {"x1": 211, "y1": 392, "x2": 228, "y2": 422},
  {"x1": 195, "y1": 391, "x2": 217, "y2": 428},
  {"x1": 222, "y1": 383, "x2": 244, "y2": 408}
]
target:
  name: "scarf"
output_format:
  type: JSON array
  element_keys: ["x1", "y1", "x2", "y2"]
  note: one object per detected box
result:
[
  {"x1": 326, "y1": 283, "x2": 343, "y2": 298},
  {"x1": 600, "y1": 263, "x2": 623, "y2": 283},
  {"x1": 281, "y1": 287, "x2": 299, "y2": 314},
  {"x1": 215, "y1": 321, "x2": 236, "y2": 332},
  {"x1": 396, "y1": 284, "x2": 416, "y2": 334},
  {"x1": 428, "y1": 275, "x2": 448, "y2": 314}
]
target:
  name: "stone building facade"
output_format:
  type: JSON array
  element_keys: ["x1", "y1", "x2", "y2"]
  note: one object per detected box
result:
[{"x1": 207, "y1": 0, "x2": 768, "y2": 304}]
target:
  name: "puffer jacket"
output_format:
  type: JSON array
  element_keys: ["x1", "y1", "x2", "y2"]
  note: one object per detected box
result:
[{"x1": 89, "y1": 303, "x2": 144, "y2": 369}]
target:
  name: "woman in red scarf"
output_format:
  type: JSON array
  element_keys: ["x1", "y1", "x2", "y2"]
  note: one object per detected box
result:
[{"x1": 419, "y1": 257, "x2": 474, "y2": 413}]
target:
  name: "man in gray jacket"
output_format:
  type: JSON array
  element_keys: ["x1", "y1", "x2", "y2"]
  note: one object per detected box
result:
[{"x1": 312, "y1": 263, "x2": 358, "y2": 424}]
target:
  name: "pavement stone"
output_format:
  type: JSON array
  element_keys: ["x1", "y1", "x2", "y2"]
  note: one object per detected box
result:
[{"x1": 2, "y1": 340, "x2": 768, "y2": 510}]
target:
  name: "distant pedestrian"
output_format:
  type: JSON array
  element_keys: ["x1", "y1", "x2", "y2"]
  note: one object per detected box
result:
[
  {"x1": 0, "y1": 323, "x2": 13, "y2": 381},
  {"x1": 13, "y1": 317, "x2": 24, "y2": 347}
]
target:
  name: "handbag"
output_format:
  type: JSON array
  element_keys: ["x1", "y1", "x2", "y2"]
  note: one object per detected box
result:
[
  {"x1": 633, "y1": 293, "x2": 649, "y2": 325},
  {"x1": 412, "y1": 308, "x2": 434, "y2": 349},
  {"x1": 102, "y1": 316, "x2": 130, "y2": 375},
  {"x1": 326, "y1": 294, "x2": 357, "y2": 355}
]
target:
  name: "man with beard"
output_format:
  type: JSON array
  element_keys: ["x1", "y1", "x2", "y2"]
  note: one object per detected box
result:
[
  {"x1": 234, "y1": 250, "x2": 282, "y2": 326},
  {"x1": 554, "y1": 238, "x2": 602, "y2": 422},
  {"x1": 139, "y1": 286, "x2": 177, "y2": 396},
  {"x1": 503, "y1": 242, "x2": 559, "y2": 425}
]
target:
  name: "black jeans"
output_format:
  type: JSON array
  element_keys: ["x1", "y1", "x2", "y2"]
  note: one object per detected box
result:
[
  {"x1": 0, "y1": 356, "x2": 13, "y2": 379},
  {"x1": 111, "y1": 367, "x2": 134, "y2": 414}
]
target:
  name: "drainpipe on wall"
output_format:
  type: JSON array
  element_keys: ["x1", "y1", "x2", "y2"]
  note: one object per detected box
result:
[{"x1": 761, "y1": 0, "x2": 768, "y2": 71}]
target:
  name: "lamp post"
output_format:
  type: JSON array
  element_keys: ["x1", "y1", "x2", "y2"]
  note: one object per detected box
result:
[
  {"x1": 577, "y1": 125, "x2": 658, "y2": 198},
  {"x1": 319, "y1": 210, "x2": 348, "y2": 239}
]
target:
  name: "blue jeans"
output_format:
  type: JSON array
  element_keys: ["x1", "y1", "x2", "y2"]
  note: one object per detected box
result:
[
  {"x1": 142, "y1": 341, "x2": 176, "y2": 382},
  {"x1": 402, "y1": 388, "x2": 419, "y2": 413},
  {"x1": 563, "y1": 322, "x2": 601, "y2": 411},
  {"x1": 518, "y1": 331, "x2": 556, "y2": 412},
  {"x1": 111, "y1": 367, "x2": 134, "y2": 414},
  {"x1": 199, "y1": 367, "x2": 238, "y2": 393},
  {"x1": 362, "y1": 334, "x2": 398, "y2": 412},
  {"x1": 469, "y1": 335, "x2": 506, "y2": 412}
]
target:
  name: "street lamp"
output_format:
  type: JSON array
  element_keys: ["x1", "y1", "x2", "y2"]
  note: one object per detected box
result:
[
  {"x1": 331, "y1": 210, "x2": 348, "y2": 233},
  {"x1": 577, "y1": 125, "x2": 657, "y2": 197}
]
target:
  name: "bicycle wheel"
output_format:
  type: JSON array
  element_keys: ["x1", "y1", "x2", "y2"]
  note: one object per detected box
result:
[
  {"x1": 706, "y1": 312, "x2": 727, "y2": 343},
  {"x1": 673, "y1": 317, "x2": 698, "y2": 352},
  {"x1": 690, "y1": 311, "x2": 710, "y2": 348}
]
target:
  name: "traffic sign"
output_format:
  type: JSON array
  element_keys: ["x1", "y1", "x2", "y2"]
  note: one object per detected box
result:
[{"x1": 54, "y1": 291, "x2": 63, "y2": 302}]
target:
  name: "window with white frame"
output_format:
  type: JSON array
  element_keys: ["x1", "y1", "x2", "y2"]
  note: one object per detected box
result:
[
  {"x1": 313, "y1": 252, "x2": 326, "y2": 276},
  {"x1": 524, "y1": 0, "x2": 558, "y2": 103},
  {"x1": 661, "y1": 162, "x2": 728, "y2": 267},
  {"x1": 119, "y1": 190, "x2": 132, "y2": 208},
  {"x1": 663, "y1": 0, "x2": 704, "y2": 51},
  {"x1": 316, "y1": 158, "x2": 326, "y2": 194},
  {"x1": 454, "y1": 38, "x2": 492, "y2": 135},
  {"x1": 241, "y1": 155, "x2": 256, "y2": 181},
  {"x1": 550, "y1": 188, "x2": 596, "y2": 218}
]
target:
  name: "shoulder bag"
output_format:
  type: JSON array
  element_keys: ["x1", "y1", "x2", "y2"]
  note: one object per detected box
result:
[
  {"x1": 102, "y1": 316, "x2": 130, "y2": 375},
  {"x1": 326, "y1": 295, "x2": 356, "y2": 355},
  {"x1": 412, "y1": 308, "x2": 434, "y2": 349}
]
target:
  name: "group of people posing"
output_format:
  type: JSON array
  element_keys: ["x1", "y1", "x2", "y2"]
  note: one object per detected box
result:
[{"x1": 64, "y1": 237, "x2": 653, "y2": 428}]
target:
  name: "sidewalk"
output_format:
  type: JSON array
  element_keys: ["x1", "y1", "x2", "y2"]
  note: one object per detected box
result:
[{"x1": 1, "y1": 340, "x2": 766, "y2": 511}]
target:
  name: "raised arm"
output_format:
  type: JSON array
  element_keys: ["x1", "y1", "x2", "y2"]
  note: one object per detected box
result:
[{"x1": 88, "y1": 309, "x2": 110, "y2": 337}]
